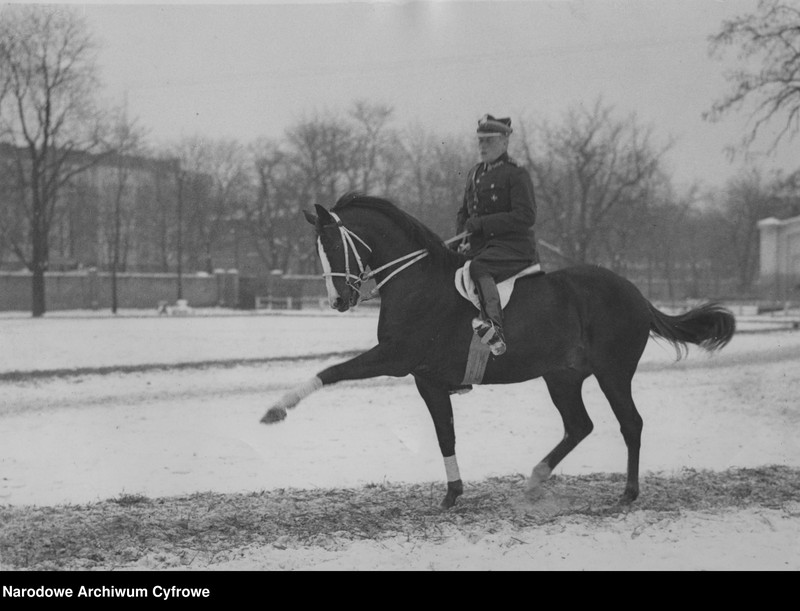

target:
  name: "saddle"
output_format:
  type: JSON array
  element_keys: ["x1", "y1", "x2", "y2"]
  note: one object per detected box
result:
[{"x1": 454, "y1": 261, "x2": 543, "y2": 310}]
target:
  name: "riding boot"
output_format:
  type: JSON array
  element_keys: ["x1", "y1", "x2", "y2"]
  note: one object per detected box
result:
[{"x1": 472, "y1": 275, "x2": 507, "y2": 356}]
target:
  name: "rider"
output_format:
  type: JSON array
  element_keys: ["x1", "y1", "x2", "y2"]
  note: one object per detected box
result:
[{"x1": 455, "y1": 114, "x2": 539, "y2": 356}]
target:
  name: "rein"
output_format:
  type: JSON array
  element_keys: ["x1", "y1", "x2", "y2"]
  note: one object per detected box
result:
[{"x1": 325, "y1": 211, "x2": 468, "y2": 301}]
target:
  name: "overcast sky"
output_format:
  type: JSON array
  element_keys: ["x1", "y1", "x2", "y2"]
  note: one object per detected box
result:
[{"x1": 40, "y1": 1, "x2": 799, "y2": 190}]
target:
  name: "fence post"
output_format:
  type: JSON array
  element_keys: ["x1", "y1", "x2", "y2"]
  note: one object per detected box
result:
[
  {"x1": 227, "y1": 269, "x2": 239, "y2": 308},
  {"x1": 87, "y1": 268, "x2": 99, "y2": 310},
  {"x1": 214, "y1": 268, "x2": 240, "y2": 308},
  {"x1": 215, "y1": 269, "x2": 226, "y2": 306}
]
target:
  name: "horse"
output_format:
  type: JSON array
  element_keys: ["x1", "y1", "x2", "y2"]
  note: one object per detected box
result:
[{"x1": 261, "y1": 192, "x2": 736, "y2": 509}]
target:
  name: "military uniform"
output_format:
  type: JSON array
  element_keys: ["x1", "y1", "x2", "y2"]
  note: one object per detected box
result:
[
  {"x1": 456, "y1": 152, "x2": 539, "y2": 282},
  {"x1": 455, "y1": 114, "x2": 539, "y2": 356}
]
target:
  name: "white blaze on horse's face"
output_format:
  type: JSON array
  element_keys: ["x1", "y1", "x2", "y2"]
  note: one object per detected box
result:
[{"x1": 317, "y1": 237, "x2": 340, "y2": 309}]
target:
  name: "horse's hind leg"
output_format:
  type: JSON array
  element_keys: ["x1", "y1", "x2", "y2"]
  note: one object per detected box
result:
[
  {"x1": 413, "y1": 375, "x2": 463, "y2": 509},
  {"x1": 595, "y1": 370, "x2": 643, "y2": 504},
  {"x1": 527, "y1": 370, "x2": 594, "y2": 496}
]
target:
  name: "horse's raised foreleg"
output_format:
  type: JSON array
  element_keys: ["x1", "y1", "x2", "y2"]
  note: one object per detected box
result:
[
  {"x1": 260, "y1": 376, "x2": 323, "y2": 423},
  {"x1": 414, "y1": 375, "x2": 463, "y2": 509},
  {"x1": 260, "y1": 343, "x2": 414, "y2": 424},
  {"x1": 528, "y1": 370, "x2": 594, "y2": 497}
]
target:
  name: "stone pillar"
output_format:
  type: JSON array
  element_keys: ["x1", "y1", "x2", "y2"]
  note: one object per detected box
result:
[
  {"x1": 227, "y1": 269, "x2": 239, "y2": 308},
  {"x1": 757, "y1": 217, "x2": 781, "y2": 301},
  {"x1": 214, "y1": 269, "x2": 226, "y2": 307},
  {"x1": 87, "y1": 267, "x2": 100, "y2": 310},
  {"x1": 213, "y1": 268, "x2": 240, "y2": 308}
]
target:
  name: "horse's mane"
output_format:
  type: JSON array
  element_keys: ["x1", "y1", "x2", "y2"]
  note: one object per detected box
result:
[{"x1": 332, "y1": 192, "x2": 467, "y2": 269}]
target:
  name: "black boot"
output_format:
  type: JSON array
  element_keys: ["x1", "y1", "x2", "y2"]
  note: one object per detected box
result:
[{"x1": 472, "y1": 275, "x2": 507, "y2": 356}]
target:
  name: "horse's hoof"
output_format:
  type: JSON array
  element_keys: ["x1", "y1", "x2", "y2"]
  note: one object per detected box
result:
[
  {"x1": 261, "y1": 407, "x2": 287, "y2": 424},
  {"x1": 618, "y1": 487, "x2": 639, "y2": 505},
  {"x1": 440, "y1": 479, "x2": 463, "y2": 509},
  {"x1": 523, "y1": 485, "x2": 546, "y2": 503}
]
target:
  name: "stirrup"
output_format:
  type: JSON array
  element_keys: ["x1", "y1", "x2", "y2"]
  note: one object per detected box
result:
[{"x1": 471, "y1": 318, "x2": 507, "y2": 356}]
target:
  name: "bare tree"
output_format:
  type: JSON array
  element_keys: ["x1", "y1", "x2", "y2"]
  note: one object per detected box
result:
[
  {"x1": 198, "y1": 138, "x2": 249, "y2": 273},
  {"x1": 283, "y1": 114, "x2": 358, "y2": 273},
  {"x1": 398, "y1": 125, "x2": 433, "y2": 210},
  {"x1": 684, "y1": 206, "x2": 736, "y2": 298},
  {"x1": 705, "y1": 0, "x2": 800, "y2": 154},
  {"x1": 286, "y1": 113, "x2": 353, "y2": 208},
  {"x1": 772, "y1": 167, "x2": 800, "y2": 217},
  {"x1": 520, "y1": 99, "x2": 668, "y2": 265},
  {"x1": 347, "y1": 100, "x2": 396, "y2": 193},
  {"x1": 137, "y1": 152, "x2": 181, "y2": 274},
  {"x1": 599, "y1": 172, "x2": 671, "y2": 277},
  {"x1": 245, "y1": 138, "x2": 307, "y2": 273},
  {"x1": 0, "y1": 5, "x2": 111, "y2": 316},
  {"x1": 0, "y1": 142, "x2": 26, "y2": 259},
  {"x1": 397, "y1": 126, "x2": 472, "y2": 238},
  {"x1": 714, "y1": 167, "x2": 782, "y2": 291},
  {"x1": 640, "y1": 187, "x2": 694, "y2": 300},
  {"x1": 102, "y1": 110, "x2": 148, "y2": 313},
  {"x1": 158, "y1": 136, "x2": 247, "y2": 282},
  {"x1": 0, "y1": 41, "x2": 13, "y2": 267}
]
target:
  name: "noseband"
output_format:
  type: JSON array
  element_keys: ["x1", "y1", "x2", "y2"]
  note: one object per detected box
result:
[{"x1": 322, "y1": 211, "x2": 430, "y2": 301}]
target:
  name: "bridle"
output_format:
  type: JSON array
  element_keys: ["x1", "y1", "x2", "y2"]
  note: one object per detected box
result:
[
  {"x1": 322, "y1": 211, "x2": 428, "y2": 302},
  {"x1": 322, "y1": 211, "x2": 467, "y2": 302}
]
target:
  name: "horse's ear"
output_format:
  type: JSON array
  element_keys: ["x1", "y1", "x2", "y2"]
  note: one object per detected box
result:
[
  {"x1": 303, "y1": 210, "x2": 317, "y2": 226},
  {"x1": 314, "y1": 204, "x2": 336, "y2": 226}
]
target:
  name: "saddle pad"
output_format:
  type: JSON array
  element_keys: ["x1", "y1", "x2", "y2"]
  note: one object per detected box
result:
[{"x1": 454, "y1": 261, "x2": 542, "y2": 310}]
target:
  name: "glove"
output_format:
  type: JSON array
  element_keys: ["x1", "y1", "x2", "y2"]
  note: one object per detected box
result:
[{"x1": 465, "y1": 217, "x2": 482, "y2": 235}]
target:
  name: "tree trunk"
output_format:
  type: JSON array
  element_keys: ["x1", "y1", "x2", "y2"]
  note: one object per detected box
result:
[
  {"x1": 112, "y1": 190, "x2": 122, "y2": 314},
  {"x1": 31, "y1": 210, "x2": 48, "y2": 317},
  {"x1": 31, "y1": 267, "x2": 46, "y2": 317}
]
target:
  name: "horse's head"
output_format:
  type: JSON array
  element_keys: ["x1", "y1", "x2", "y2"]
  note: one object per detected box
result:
[{"x1": 305, "y1": 204, "x2": 370, "y2": 312}]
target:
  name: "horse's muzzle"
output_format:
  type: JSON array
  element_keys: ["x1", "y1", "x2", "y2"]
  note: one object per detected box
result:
[
  {"x1": 332, "y1": 288, "x2": 360, "y2": 312},
  {"x1": 333, "y1": 298, "x2": 349, "y2": 312}
]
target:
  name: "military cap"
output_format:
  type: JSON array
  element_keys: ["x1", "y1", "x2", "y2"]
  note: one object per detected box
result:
[{"x1": 477, "y1": 114, "x2": 512, "y2": 136}]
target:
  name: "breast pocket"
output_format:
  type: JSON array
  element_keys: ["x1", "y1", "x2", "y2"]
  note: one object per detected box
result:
[{"x1": 477, "y1": 182, "x2": 510, "y2": 213}]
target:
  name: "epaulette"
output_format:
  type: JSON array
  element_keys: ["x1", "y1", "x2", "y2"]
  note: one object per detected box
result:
[{"x1": 506, "y1": 156, "x2": 521, "y2": 167}]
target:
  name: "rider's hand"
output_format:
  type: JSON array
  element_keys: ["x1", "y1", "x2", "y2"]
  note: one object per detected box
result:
[{"x1": 465, "y1": 218, "x2": 482, "y2": 235}]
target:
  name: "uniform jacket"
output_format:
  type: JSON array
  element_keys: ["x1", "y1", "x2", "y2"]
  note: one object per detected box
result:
[{"x1": 456, "y1": 153, "x2": 539, "y2": 265}]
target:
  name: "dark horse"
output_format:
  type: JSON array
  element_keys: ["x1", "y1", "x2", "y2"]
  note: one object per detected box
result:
[{"x1": 261, "y1": 192, "x2": 735, "y2": 509}]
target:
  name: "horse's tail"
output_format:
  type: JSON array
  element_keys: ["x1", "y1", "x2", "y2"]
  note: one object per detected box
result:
[{"x1": 647, "y1": 301, "x2": 736, "y2": 359}]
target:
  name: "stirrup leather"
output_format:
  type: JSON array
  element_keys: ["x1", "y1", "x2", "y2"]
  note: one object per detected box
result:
[{"x1": 471, "y1": 318, "x2": 507, "y2": 356}]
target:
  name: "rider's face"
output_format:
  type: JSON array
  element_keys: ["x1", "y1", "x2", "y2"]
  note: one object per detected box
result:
[{"x1": 477, "y1": 134, "x2": 508, "y2": 163}]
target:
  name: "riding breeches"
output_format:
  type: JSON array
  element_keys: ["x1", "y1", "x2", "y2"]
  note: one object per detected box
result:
[{"x1": 468, "y1": 247, "x2": 534, "y2": 283}]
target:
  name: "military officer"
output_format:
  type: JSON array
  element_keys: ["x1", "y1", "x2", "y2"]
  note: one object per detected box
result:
[{"x1": 455, "y1": 114, "x2": 539, "y2": 356}]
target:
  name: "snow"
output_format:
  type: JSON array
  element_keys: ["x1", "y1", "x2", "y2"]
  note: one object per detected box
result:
[{"x1": 1, "y1": 306, "x2": 799, "y2": 570}]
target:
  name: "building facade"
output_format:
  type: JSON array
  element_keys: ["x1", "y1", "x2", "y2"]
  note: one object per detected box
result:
[
  {"x1": 758, "y1": 214, "x2": 800, "y2": 302},
  {"x1": 0, "y1": 144, "x2": 218, "y2": 274}
]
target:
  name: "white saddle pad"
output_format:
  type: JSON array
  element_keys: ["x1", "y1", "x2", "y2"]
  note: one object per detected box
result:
[{"x1": 454, "y1": 261, "x2": 542, "y2": 310}]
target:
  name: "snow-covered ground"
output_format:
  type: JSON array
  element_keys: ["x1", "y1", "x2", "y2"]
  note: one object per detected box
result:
[
  {"x1": 2, "y1": 306, "x2": 798, "y2": 505},
  {"x1": 1, "y1": 305, "x2": 795, "y2": 372},
  {"x1": 0, "y1": 308, "x2": 378, "y2": 372},
  {"x1": 1, "y1": 307, "x2": 799, "y2": 570}
]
